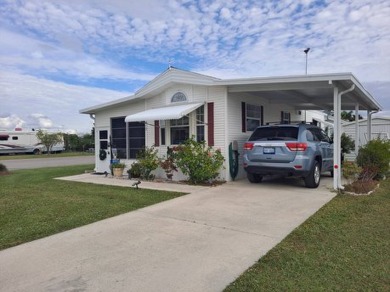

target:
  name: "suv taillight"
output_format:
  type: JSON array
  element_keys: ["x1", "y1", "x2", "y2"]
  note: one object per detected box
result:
[
  {"x1": 243, "y1": 142, "x2": 254, "y2": 150},
  {"x1": 286, "y1": 142, "x2": 307, "y2": 151}
]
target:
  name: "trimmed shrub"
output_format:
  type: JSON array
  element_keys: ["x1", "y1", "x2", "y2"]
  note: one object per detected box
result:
[
  {"x1": 173, "y1": 137, "x2": 224, "y2": 184},
  {"x1": 0, "y1": 163, "x2": 8, "y2": 174},
  {"x1": 342, "y1": 161, "x2": 361, "y2": 184},
  {"x1": 356, "y1": 139, "x2": 390, "y2": 179},
  {"x1": 128, "y1": 162, "x2": 142, "y2": 178},
  {"x1": 136, "y1": 145, "x2": 159, "y2": 180}
]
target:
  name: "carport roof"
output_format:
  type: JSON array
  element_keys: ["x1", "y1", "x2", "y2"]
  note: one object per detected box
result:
[{"x1": 216, "y1": 73, "x2": 382, "y2": 111}]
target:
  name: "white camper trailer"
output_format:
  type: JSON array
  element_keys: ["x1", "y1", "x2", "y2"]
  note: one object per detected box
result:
[{"x1": 0, "y1": 129, "x2": 65, "y2": 155}]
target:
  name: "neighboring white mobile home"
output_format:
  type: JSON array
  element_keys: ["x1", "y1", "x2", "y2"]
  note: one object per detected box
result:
[
  {"x1": 0, "y1": 129, "x2": 65, "y2": 155},
  {"x1": 342, "y1": 116, "x2": 390, "y2": 160},
  {"x1": 80, "y1": 68, "x2": 381, "y2": 185}
]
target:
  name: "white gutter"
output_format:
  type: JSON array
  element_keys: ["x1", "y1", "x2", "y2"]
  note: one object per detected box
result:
[{"x1": 367, "y1": 110, "x2": 378, "y2": 142}]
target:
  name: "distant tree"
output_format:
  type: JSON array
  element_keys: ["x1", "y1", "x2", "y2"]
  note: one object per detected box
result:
[
  {"x1": 341, "y1": 111, "x2": 363, "y2": 122},
  {"x1": 63, "y1": 133, "x2": 94, "y2": 152},
  {"x1": 63, "y1": 133, "x2": 80, "y2": 151},
  {"x1": 80, "y1": 133, "x2": 94, "y2": 151},
  {"x1": 36, "y1": 130, "x2": 63, "y2": 154},
  {"x1": 341, "y1": 111, "x2": 354, "y2": 122},
  {"x1": 341, "y1": 133, "x2": 355, "y2": 156},
  {"x1": 330, "y1": 132, "x2": 355, "y2": 162}
]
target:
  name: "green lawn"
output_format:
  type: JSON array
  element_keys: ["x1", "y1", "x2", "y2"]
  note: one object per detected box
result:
[
  {"x1": 0, "y1": 165, "x2": 185, "y2": 250},
  {"x1": 0, "y1": 151, "x2": 93, "y2": 160},
  {"x1": 225, "y1": 179, "x2": 390, "y2": 291}
]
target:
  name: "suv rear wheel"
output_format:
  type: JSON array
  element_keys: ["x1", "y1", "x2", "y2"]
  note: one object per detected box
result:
[
  {"x1": 304, "y1": 160, "x2": 320, "y2": 188},
  {"x1": 247, "y1": 173, "x2": 263, "y2": 183}
]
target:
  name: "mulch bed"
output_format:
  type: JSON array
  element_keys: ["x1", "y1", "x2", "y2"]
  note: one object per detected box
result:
[{"x1": 343, "y1": 179, "x2": 379, "y2": 195}]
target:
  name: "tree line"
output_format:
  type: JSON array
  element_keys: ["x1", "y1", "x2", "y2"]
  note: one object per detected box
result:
[
  {"x1": 36, "y1": 129, "x2": 94, "y2": 153},
  {"x1": 63, "y1": 132, "x2": 94, "y2": 152}
]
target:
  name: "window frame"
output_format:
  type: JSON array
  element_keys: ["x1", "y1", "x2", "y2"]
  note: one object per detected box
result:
[
  {"x1": 127, "y1": 121, "x2": 145, "y2": 159},
  {"x1": 246, "y1": 103, "x2": 262, "y2": 131},
  {"x1": 196, "y1": 105, "x2": 205, "y2": 142},
  {"x1": 111, "y1": 117, "x2": 127, "y2": 159},
  {"x1": 170, "y1": 115, "x2": 190, "y2": 145},
  {"x1": 281, "y1": 111, "x2": 291, "y2": 124}
]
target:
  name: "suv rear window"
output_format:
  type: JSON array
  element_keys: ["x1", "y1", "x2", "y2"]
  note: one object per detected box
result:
[{"x1": 249, "y1": 126, "x2": 299, "y2": 141}]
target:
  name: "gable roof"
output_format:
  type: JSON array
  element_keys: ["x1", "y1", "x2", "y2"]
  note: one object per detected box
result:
[
  {"x1": 80, "y1": 67, "x2": 219, "y2": 114},
  {"x1": 135, "y1": 66, "x2": 219, "y2": 98}
]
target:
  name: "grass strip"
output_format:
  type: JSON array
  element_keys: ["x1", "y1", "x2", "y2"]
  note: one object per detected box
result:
[
  {"x1": 0, "y1": 165, "x2": 185, "y2": 250},
  {"x1": 226, "y1": 179, "x2": 390, "y2": 291}
]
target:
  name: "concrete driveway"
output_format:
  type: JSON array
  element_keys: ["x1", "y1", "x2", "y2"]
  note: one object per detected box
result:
[{"x1": 0, "y1": 175, "x2": 336, "y2": 292}]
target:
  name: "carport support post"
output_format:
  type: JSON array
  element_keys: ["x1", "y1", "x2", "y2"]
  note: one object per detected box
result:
[
  {"x1": 367, "y1": 110, "x2": 372, "y2": 142},
  {"x1": 355, "y1": 104, "x2": 360, "y2": 156},
  {"x1": 333, "y1": 86, "x2": 341, "y2": 190}
]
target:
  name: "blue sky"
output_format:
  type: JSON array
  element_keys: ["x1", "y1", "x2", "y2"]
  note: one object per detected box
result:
[{"x1": 0, "y1": 0, "x2": 389, "y2": 133}]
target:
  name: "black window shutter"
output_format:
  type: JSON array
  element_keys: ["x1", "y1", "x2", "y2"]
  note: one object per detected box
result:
[
  {"x1": 207, "y1": 103, "x2": 214, "y2": 146},
  {"x1": 261, "y1": 106, "x2": 264, "y2": 126},
  {"x1": 241, "y1": 102, "x2": 246, "y2": 132}
]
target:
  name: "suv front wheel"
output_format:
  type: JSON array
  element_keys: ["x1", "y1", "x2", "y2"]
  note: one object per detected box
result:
[
  {"x1": 247, "y1": 172, "x2": 263, "y2": 183},
  {"x1": 304, "y1": 161, "x2": 321, "y2": 188}
]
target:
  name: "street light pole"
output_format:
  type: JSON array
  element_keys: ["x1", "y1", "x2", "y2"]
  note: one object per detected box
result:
[{"x1": 304, "y1": 48, "x2": 310, "y2": 75}]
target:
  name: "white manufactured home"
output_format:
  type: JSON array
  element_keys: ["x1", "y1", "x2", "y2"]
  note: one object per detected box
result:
[
  {"x1": 80, "y1": 68, "x2": 382, "y2": 189},
  {"x1": 0, "y1": 129, "x2": 65, "y2": 155}
]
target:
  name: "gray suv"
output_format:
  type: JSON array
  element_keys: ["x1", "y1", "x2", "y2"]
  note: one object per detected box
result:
[{"x1": 243, "y1": 123, "x2": 333, "y2": 188}]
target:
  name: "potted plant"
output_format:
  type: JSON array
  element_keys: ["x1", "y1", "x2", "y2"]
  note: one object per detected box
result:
[{"x1": 111, "y1": 162, "x2": 126, "y2": 177}]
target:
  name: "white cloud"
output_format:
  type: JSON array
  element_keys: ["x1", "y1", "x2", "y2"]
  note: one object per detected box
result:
[
  {"x1": 28, "y1": 113, "x2": 54, "y2": 128},
  {"x1": 2, "y1": 0, "x2": 388, "y2": 83},
  {"x1": 0, "y1": 0, "x2": 389, "y2": 132},
  {"x1": 0, "y1": 114, "x2": 25, "y2": 129},
  {"x1": 0, "y1": 71, "x2": 130, "y2": 133},
  {"x1": 0, "y1": 29, "x2": 155, "y2": 82}
]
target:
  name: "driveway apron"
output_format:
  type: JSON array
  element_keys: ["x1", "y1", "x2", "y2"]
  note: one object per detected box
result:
[{"x1": 0, "y1": 177, "x2": 335, "y2": 292}]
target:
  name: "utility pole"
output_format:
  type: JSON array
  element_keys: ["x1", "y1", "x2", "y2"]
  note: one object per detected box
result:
[{"x1": 304, "y1": 48, "x2": 310, "y2": 75}]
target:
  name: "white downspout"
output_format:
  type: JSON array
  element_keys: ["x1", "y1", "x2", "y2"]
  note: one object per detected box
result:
[
  {"x1": 367, "y1": 110, "x2": 378, "y2": 143},
  {"x1": 355, "y1": 104, "x2": 359, "y2": 157},
  {"x1": 89, "y1": 114, "x2": 97, "y2": 172},
  {"x1": 334, "y1": 84, "x2": 355, "y2": 190}
]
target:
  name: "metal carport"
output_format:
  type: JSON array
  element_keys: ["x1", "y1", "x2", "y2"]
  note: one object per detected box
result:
[{"x1": 217, "y1": 73, "x2": 382, "y2": 190}]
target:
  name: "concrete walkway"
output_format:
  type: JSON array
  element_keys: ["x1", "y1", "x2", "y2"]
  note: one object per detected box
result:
[{"x1": 0, "y1": 174, "x2": 336, "y2": 292}]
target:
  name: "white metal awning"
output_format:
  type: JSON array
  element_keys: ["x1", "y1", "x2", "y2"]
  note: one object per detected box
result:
[{"x1": 124, "y1": 103, "x2": 204, "y2": 122}]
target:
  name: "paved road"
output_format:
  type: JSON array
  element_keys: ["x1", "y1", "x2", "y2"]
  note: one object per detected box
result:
[{"x1": 1, "y1": 156, "x2": 95, "y2": 170}]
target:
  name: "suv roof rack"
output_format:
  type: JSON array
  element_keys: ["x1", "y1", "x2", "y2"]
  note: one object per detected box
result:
[{"x1": 265, "y1": 121, "x2": 316, "y2": 126}]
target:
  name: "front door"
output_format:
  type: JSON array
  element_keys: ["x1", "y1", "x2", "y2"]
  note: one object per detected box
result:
[{"x1": 96, "y1": 128, "x2": 111, "y2": 173}]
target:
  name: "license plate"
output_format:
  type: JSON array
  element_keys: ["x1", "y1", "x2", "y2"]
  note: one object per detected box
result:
[{"x1": 263, "y1": 147, "x2": 275, "y2": 154}]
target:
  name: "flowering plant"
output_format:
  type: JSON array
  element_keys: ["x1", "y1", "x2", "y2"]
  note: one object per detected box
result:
[{"x1": 173, "y1": 137, "x2": 224, "y2": 184}]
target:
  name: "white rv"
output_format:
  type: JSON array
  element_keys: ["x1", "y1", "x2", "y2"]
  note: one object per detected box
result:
[{"x1": 0, "y1": 129, "x2": 65, "y2": 155}]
